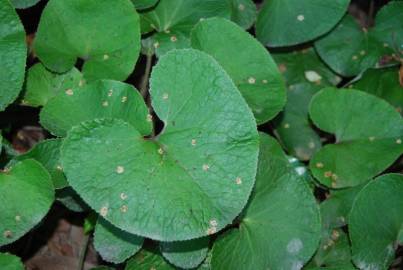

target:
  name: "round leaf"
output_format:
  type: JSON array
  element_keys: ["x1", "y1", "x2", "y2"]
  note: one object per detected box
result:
[
  {"x1": 256, "y1": 0, "x2": 350, "y2": 47},
  {"x1": 211, "y1": 133, "x2": 321, "y2": 270},
  {"x1": 125, "y1": 249, "x2": 175, "y2": 270},
  {"x1": 191, "y1": 18, "x2": 286, "y2": 124},
  {"x1": 61, "y1": 49, "x2": 259, "y2": 241},
  {"x1": 0, "y1": 253, "x2": 24, "y2": 270},
  {"x1": 0, "y1": 0, "x2": 27, "y2": 111},
  {"x1": 8, "y1": 139, "x2": 68, "y2": 189},
  {"x1": 40, "y1": 80, "x2": 152, "y2": 137},
  {"x1": 160, "y1": 237, "x2": 209, "y2": 269},
  {"x1": 309, "y1": 88, "x2": 403, "y2": 188},
  {"x1": 349, "y1": 174, "x2": 403, "y2": 270},
  {"x1": 0, "y1": 159, "x2": 54, "y2": 247},
  {"x1": 24, "y1": 63, "x2": 83, "y2": 107},
  {"x1": 34, "y1": 0, "x2": 141, "y2": 81},
  {"x1": 11, "y1": 0, "x2": 40, "y2": 9},
  {"x1": 227, "y1": 0, "x2": 256, "y2": 29},
  {"x1": 94, "y1": 218, "x2": 143, "y2": 264}
]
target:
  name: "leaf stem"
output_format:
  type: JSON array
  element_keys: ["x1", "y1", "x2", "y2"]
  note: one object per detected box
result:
[
  {"x1": 77, "y1": 234, "x2": 90, "y2": 270},
  {"x1": 140, "y1": 54, "x2": 153, "y2": 98}
]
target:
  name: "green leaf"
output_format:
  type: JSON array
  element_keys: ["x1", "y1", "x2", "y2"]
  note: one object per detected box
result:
[
  {"x1": 0, "y1": 0, "x2": 27, "y2": 111},
  {"x1": 125, "y1": 249, "x2": 175, "y2": 270},
  {"x1": 8, "y1": 139, "x2": 68, "y2": 189},
  {"x1": 309, "y1": 88, "x2": 403, "y2": 188},
  {"x1": 351, "y1": 68, "x2": 403, "y2": 114},
  {"x1": 349, "y1": 174, "x2": 403, "y2": 270},
  {"x1": 34, "y1": 0, "x2": 141, "y2": 81},
  {"x1": 306, "y1": 265, "x2": 357, "y2": 270},
  {"x1": 0, "y1": 159, "x2": 54, "y2": 247},
  {"x1": 83, "y1": 212, "x2": 97, "y2": 234},
  {"x1": 256, "y1": 0, "x2": 350, "y2": 47},
  {"x1": 191, "y1": 18, "x2": 286, "y2": 124},
  {"x1": 210, "y1": 133, "x2": 321, "y2": 270},
  {"x1": 40, "y1": 80, "x2": 152, "y2": 137},
  {"x1": 315, "y1": 2, "x2": 403, "y2": 76},
  {"x1": 0, "y1": 253, "x2": 24, "y2": 270},
  {"x1": 61, "y1": 49, "x2": 259, "y2": 241},
  {"x1": 160, "y1": 237, "x2": 209, "y2": 269},
  {"x1": 0, "y1": 133, "x2": 3, "y2": 155},
  {"x1": 94, "y1": 218, "x2": 143, "y2": 264},
  {"x1": 131, "y1": 0, "x2": 158, "y2": 9},
  {"x1": 153, "y1": 30, "x2": 191, "y2": 57},
  {"x1": 227, "y1": 0, "x2": 256, "y2": 29},
  {"x1": 56, "y1": 187, "x2": 89, "y2": 213},
  {"x1": 11, "y1": 0, "x2": 40, "y2": 9},
  {"x1": 24, "y1": 63, "x2": 83, "y2": 107}
]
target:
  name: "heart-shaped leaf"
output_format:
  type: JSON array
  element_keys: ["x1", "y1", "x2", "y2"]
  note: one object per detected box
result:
[
  {"x1": 351, "y1": 68, "x2": 403, "y2": 114},
  {"x1": 0, "y1": 253, "x2": 24, "y2": 270},
  {"x1": 191, "y1": 18, "x2": 286, "y2": 124},
  {"x1": 61, "y1": 49, "x2": 259, "y2": 241},
  {"x1": 0, "y1": 0, "x2": 27, "y2": 111},
  {"x1": 34, "y1": 0, "x2": 141, "y2": 81},
  {"x1": 309, "y1": 88, "x2": 403, "y2": 188},
  {"x1": 126, "y1": 249, "x2": 175, "y2": 270},
  {"x1": 131, "y1": 0, "x2": 158, "y2": 9},
  {"x1": 160, "y1": 237, "x2": 209, "y2": 269},
  {"x1": 349, "y1": 173, "x2": 403, "y2": 270},
  {"x1": 0, "y1": 159, "x2": 54, "y2": 247},
  {"x1": 8, "y1": 139, "x2": 68, "y2": 189},
  {"x1": 256, "y1": 0, "x2": 350, "y2": 47},
  {"x1": 315, "y1": 2, "x2": 403, "y2": 76},
  {"x1": 94, "y1": 218, "x2": 143, "y2": 264},
  {"x1": 24, "y1": 63, "x2": 83, "y2": 107},
  {"x1": 210, "y1": 133, "x2": 321, "y2": 270},
  {"x1": 227, "y1": 0, "x2": 256, "y2": 29},
  {"x1": 40, "y1": 80, "x2": 152, "y2": 137},
  {"x1": 11, "y1": 0, "x2": 40, "y2": 9}
]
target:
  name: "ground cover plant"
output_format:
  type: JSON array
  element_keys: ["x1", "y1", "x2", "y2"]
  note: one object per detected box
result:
[{"x1": 0, "y1": 0, "x2": 402, "y2": 269}]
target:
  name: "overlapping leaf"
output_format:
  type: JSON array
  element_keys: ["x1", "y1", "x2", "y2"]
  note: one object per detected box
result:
[
  {"x1": 191, "y1": 18, "x2": 286, "y2": 124},
  {"x1": 131, "y1": 0, "x2": 158, "y2": 9},
  {"x1": 34, "y1": 0, "x2": 141, "y2": 81},
  {"x1": 0, "y1": 253, "x2": 24, "y2": 270},
  {"x1": 61, "y1": 49, "x2": 259, "y2": 241},
  {"x1": 125, "y1": 249, "x2": 175, "y2": 270},
  {"x1": 0, "y1": 0, "x2": 27, "y2": 111},
  {"x1": 11, "y1": 0, "x2": 40, "y2": 9},
  {"x1": 309, "y1": 88, "x2": 403, "y2": 188},
  {"x1": 227, "y1": 0, "x2": 256, "y2": 29}
]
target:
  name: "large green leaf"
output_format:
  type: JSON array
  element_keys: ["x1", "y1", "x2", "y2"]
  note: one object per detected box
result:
[
  {"x1": 191, "y1": 18, "x2": 286, "y2": 124},
  {"x1": 0, "y1": 159, "x2": 54, "y2": 247},
  {"x1": 351, "y1": 68, "x2": 403, "y2": 114},
  {"x1": 315, "y1": 2, "x2": 403, "y2": 77},
  {"x1": 125, "y1": 249, "x2": 175, "y2": 270},
  {"x1": 160, "y1": 237, "x2": 209, "y2": 269},
  {"x1": 309, "y1": 88, "x2": 403, "y2": 188},
  {"x1": 40, "y1": 80, "x2": 152, "y2": 137},
  {"x1": 94, "y1": 218, "x2": 143, "y2": 264},
  {"x1": 8, "y1": 139, "x2": 68, "y2": 189},
  {"x1": 227, "y1": 0, "x2": 256, "y2": 29},
  {"x1": 349, "y1": 174, "x2": 403, "y2": 270},
  {"x1": 24, "y1": 63, "x2": 83, "y2": 107},
  {"x1": 11, "y1": 0, "x2": 40, "y2": 9},
  {"x1": 141, "y1": 0, "x2": 231, "y2": 56},
  {"x1": 211, "y1": 133, "x2": 321, "y2": 270},
  {"x1": 0, "y1": 0, "x2": 27, "y2": 111},
  {"x1": 34, "y1": 0, "x2": 140, "y2": 81},
  {"x1": 0, "y1": 253, "x2": 24, "y2": 270},
  {"x1": 61, "y1": 49, "x2": 259, "y2": 241},
  {"x1": 256, "y1": 0, "x2": 350, "y2": 47}
]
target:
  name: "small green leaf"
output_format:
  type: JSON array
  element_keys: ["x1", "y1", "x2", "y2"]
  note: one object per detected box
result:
[
  {"x1": 11, "y1": 0, "x2": 40, "y2": 9},
  {"x1": 125, "y1": 249, "x2": 175, "y2": 270},
  {"x1": 61, "y1": 49, "x2": 259, "y2": 241},
  {"x1": 34, "y1": 0, "x2": 141, "y2": 81},
  {"x1": 349, "y1": 174, "x2": 403, "y2": 270},
  {"x1": 56, "y1": 187, "x2": 89, "y2": 213},
  {"x1": 315, "y1": 2, "x2": 403, "y2": 76},
  {"x1": 309, "y1": 88, "x2": 403, "y2": 188},
  {"x1": 0, "y1": 159, "x2": 54, "y2": 247},
  {"x1": 83, "y1": 212, "x2": 98, "y2": 234},
  {"x1": 210, "y1": 133, "x2": 321, "y2": 270},
  {"x1": 0, "y1": 0, "x2": 27, "y2": 111},
  {"x1": 191, "y1": 18, "x2": 286, "y2": 124},
  {"x1": 160, "y1": 237, "x2": 209, "y2": 269},
  {"x1": 40, "y1": 80, "x2": 152, "y2": 137},
  {"x1": 0, "y1": 253, "x2": 24, "y2": 270},
  {"x1": 352, "y1": 68, "x2": 403, "y2": 114},
  {"x1": 24, "y1": 63, "x2": 83, "y2": 107},
  {"x1": 131, "y1": 0, "x2": 158, "y2": 9},
  {"x1": 256, "y1": 0, "x2": 350, "y2": 47},
  {"x1": 227, "y1": 0, "x2": 256, "y2": 29},
  {"x1": 94, "y1": 218, "x2": 143, "y2": 264},
  {"x1": 8, "y1": 139, "x2": 68, "y2": 189}
]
